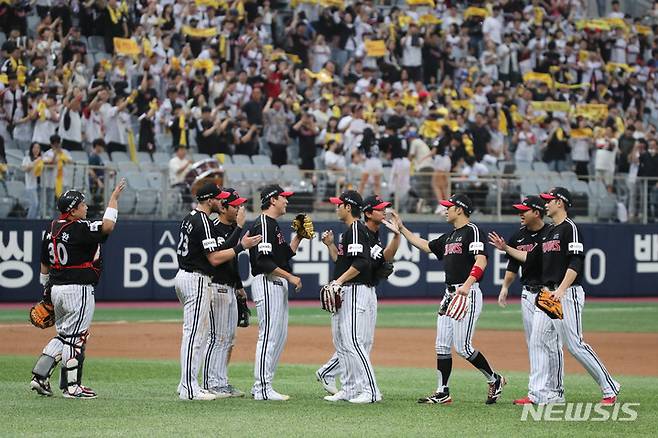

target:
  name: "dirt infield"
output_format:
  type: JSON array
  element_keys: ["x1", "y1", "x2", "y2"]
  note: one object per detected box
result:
[{"x1": 2, "y1": 323, "x2": 656, "y2": 376}]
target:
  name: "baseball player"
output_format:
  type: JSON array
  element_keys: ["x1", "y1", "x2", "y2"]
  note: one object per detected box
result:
[
  {"x1": 497, "y1": 196, "x2": 564, "y2": 405},
  {"x1": 394, "y1": 194, "x2": 506, "y2": 405},
  {"x1": 319, "y1": 190, "x2": 381, "y2": 404},
  {"x1": 316, "y1": 195, "x2": 401, "y2": 398},
  {"x1": 202, "y1": 188, "x2": 249, "y2": 398},
  {"x1": 175, "y1": 183, "x2": 261, "y2": 401},
  {"x1": 248, "y1": 184, "x2": 303, "y2": 401},
  {"x1": 30, "y1": 179, "x2": 126, "y2": 398},
  {"x1": 489, "y1": 187, "x2": 620, "y2": 405}
]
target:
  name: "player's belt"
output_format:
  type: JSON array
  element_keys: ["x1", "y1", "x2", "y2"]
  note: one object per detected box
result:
[
  {"x1": 182, "y1": 268, "x2": 209, "y2": 276},
  {"x1": 446, "y1": 283, "x2": 479, "y2": 293},
  {"x1": 524, "y1": 285, "x2": 543, "y2": 293},
  {"x1": 343, "y1": 282, "x2": 368, "y2": 286},
  {"x1": 210, "y1": 283, "x2": 234, "y2": 293}
]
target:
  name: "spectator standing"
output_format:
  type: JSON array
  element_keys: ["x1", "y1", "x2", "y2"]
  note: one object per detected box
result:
[
  {"x1": 291, "y1": 112, "x2": 319, "y2": 175},
  {"x1": 594, "y1": 127, "x2": 619, "y2": 192},
  {"x1": 263, "y1": 98, "x2": 293, "y2": 166},
  {"x1": 401, "y1": 24, "x2": 423, "y2": 82}
]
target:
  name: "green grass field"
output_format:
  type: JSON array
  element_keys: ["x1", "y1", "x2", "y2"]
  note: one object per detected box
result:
[
  {"x1": 2, "y1": 302, "x2": 657, "y2": 332},
  {"x1": 1, "y1": 302, "x2": 656, "y2": 437}
]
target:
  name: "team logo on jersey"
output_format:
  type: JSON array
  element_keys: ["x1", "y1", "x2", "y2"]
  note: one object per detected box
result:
[
  {"x1": 542, "y1": 240, "x2": 561, "y2": 253},
  {"x1": 216, "y1": 236, "x2": 225, "y2": 246},
  {"x1": 337, "y1": 243, "x2": 344, "y2": 256},
  {"x1": 444, "y1": 243, "x2": 462, "y2": 255},
  {"x1": 370, "y1": 244, "x2": 383, "y2": 259},
  {"x1": 61, "y1": 232, "x2": 70, "y2": 242},
  {"x1": 517, "y1": 243, "x2": 536, "y2": 252},
  {"x1": 277, "y1": 231, "x2": 286, "y2": 245}
]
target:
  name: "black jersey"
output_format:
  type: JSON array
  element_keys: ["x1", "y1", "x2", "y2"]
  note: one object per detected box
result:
[
  {"x1": 505, "y1": 224, "x2": 548, "y2": 287},
  {"x1": 211, "y1": 219, "x2": 243, "y2": 288},
  {"x1": 428, "y1": 222, "x2": 486, "y2": 285},
  {"x1": 535, "y1": 218, "x2": 585, "y2": 287},
  {"x1": 40, "y1": 219, "x2": 108, "y2": 285},
  {"x1": 333, "y1": 220, "x2": 372, "y2": 284},
  {"x1": 176, "y1": 209, "x2": 217, "y2": 277},
  {"x1": 365, "y1": 226, "x2": 385, "y2": 286},
  {"x1": 248, "y1": 214, "x2": 295, "y2": 275}
]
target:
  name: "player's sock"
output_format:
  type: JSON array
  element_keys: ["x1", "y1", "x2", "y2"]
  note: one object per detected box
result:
[
  {"x1": 436, "y1": 354, "x2": 452, "y2": 392},
  {"x1": 467, "y1": 351, "x2": 495, "y2": 381}
]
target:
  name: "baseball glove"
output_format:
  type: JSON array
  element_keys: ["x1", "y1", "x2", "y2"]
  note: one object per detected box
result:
[
  {"x1": 237, "y1": 295, "x2": 251, "y2": 327},
  {"x1": 320, "y1": 281, "x2": 343, "y2": 313},
  {"x1": 446, "y1": 293, "x2": 470, "y2": 321},
  {"x1": 373, "y1": 261, "x2": 394, "y2": 280},
  {"x1": 535, "y1": 289, "x2": 563, "y2": 319},
  {"x1": 29, "y1": 300, "x2": 55, "y2": 329},
  {"x1": 291, "y1": 213, "x2": 315, "y2": 239},
  {"x1": 438, "y1": 292, "x2": 454, "y2": 316}
]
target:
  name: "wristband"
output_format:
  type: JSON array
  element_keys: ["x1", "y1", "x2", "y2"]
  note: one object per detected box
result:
[
  {"x1": 103, "y1": 207, "x2": 118, "y2": 223},
  {"x1": 233, "y1": 243, "x2": 244, "y2": 254},
  {"x1": 470, "y1": 265, "x2": 484, "y2": 282},
  {"x1": 40, "y1": 273, "x2": 49, "y2": 286}
]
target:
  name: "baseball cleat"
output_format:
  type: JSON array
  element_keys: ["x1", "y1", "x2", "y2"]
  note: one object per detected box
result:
[
  {"x1": 180, "y1": 389, "x2": 217, "y2": 401},
  {"x1": 222, "y1": 385, "x2": 245, "y2": 398},
  {"x1": 486, "y1": 375, "x2": 507, "y2": 404},
  {"x1": 324, "y1": 390, "x2": 348, "y2": 402},
  {"x1": 418, "y1": 391, "x2": 452, "y2": 404},
  {"x1": 254, "y1": 390, "x2": 290, "y2": 401},
  {"x1": 601, "y1": 396, "x2": 617, "y2": 405},
  {"x1": 205, "y1": 387, "x2": 233, "y2": 399},
  {"x1": 348, "y1": 392, "x2": 382, "y2": 404},
  {"x1": 513, "y1": 396, "x2": 533, "y2": 405},
  {"x1": 315, "y1": 370, "x2": 338, "y2": 395},
  {"x1": 30, "y1": 377, "x2": 53, "y2": 397},
  {"x1": 63, "y1": 385, "x2": 97, "y2": 399}
]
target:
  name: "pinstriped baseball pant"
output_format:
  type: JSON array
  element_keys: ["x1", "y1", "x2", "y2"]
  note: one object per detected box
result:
[
  {"x1": 41, "y1": 285, "x2": 95, "y2": 385},
  {"x1": 435, "y1": 284, "x2": 483, "y2": 360},
  {"x1": 202, "y1": 284, "x2": 238, "y2": 390},
  {"x1": 174, "y1": 270, "x2": 211, "y2": 400},
  {"x1": 554, "y1": 286, "x2": 620, "y2": 398},
  {"x1": 251, "y1": 274, "x2": 289, "y2": 399},
  {"x1": 331, "y1": 284, "x2": 380, "y2": 401},
  {"x1": 524, "y1": 287, "x2": 564, "y2": 403}
]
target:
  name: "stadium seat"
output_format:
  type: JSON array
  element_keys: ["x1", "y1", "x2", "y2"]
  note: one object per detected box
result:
[
  {"x1": 252, "y1": 155, "x2": 272, "y2": 166},
  {"x1": 117, "y1": 161, "x2": 140, "y2": 173},
  {"x1": 112, "y1": 152, "x2": 132, "y2": 163},
  {"x1": 532, "y1": 162, "x2": 550, "y2": 173},
  {"x1": 231, "y1": 154, "x2": 253, "y2": 166},
  {"x1": 0, "y1": 197, "x2": 14, "y2": 218},
  {"x1": 224, "y1": 168, "x2": 244, "y2": 185},
  {"x1": 516, "y1": 161, "x2": 533, "y2": 172},
  {"x1": 134, "y1": 189, "x2": 160, "y2": 215},
  {"x1": 137, "y1": 152, "x2": 154, "y2": 163},
  {"x1": 118, "y1": 187, "x2": 137, "y2": 214},
  {"x1": 123, "y1": 172, "x2": 151, "y2": 190},
  {"x1": 87, "y1": 36, "x2": 105, "y2": 53},
  {"x1": 146, "y1": 172, "x2": 164, "y2": 189},
  {"x1": 192, "y1": 153, "x2": 208, "y2": 162},
  {"x1": 70, "y1": 151, "x2": 89, "y2": 163}
]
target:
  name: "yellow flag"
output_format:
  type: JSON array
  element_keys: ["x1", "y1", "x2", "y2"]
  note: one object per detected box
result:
[
  {"x1": 498, "y1": 109, "x2": 508, "y2": 135},
  {"x1": 113, "y1": 38, "x2": 141, "y2": 56},
  {"x1": 464, "y1": 7, "x2": 489, "y2": 19},
  {"x1": 575, "y1": 104, "x2": 608, "y2": 121},
  {"x1": 182, "y1": 26, "x2": 217, "y2": 38},
  {"x1": 319, "y1": 0, "x2": 344, "y2": 7},
  {"x1": 406, "y1": 0, "x2": 434, "y2": 6},
  {"x1": 37, "y1": 100, "x2": 47, "y2": 121},
  {"x1": 193, "y1": 58, "x2": 215, "y2": 75},
  {"x1": 575, "y1": 19, "x2": 610, "y2": 32},
  {"x1": 570, "y1": 128, "x2": 593, "y2": 138},
  {"x1": 214, "y1": 153, "x2": 225, "y2": 164},
  {"x1": 364, "y1": 40, "x2": 387, "y2": 57},
  {"x1": 604, "y1": 17, "x2": 628, "y2": 31},
  {"x1": 605, "y1": 63, "x2": 636, "y2": 73},
  {"x1": 555, "y1": 82, "x2": 588, "y2": 90},
  {"x1": 397, "y1": 15, "x2": 414, "y2": 28},
  {"x1": 636, "y1": 25, "x2": 652, "y2": 36},
  {"x1": 530, "y1": 101, "x2": 570, "y2": 112},
  {"x1": 523, "y1": 72, "x2": 554, "y2": 88},
  {"x1": 286, "y1": 53, "x2": 302, "y2": 64},
  {"x1": 418, "y1": 14, "x2": 442, "y2": 26},
  {"x1": 420, "y1": 120, "x2": 442, "y2": 138},
  {"x1": 54, "y1": 153, "x2": 70, "y2": 197},
  {"x1": 127, "y1": 129, "x2": 137, "y2": 163},
  {"x1": 142, "y1": 38, "x2": 153, "y2": 57},
  {"x1": 179, "y1": 113, "x2": 187, "y2": 146},
  {"x1": 33, "y1": 159, "x2": 44, "y2": 177},
  {"x1": 451, "y1": 100, "x2": 474, "y2": 111}
]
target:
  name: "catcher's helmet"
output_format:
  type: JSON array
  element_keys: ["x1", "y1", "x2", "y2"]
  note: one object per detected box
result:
[{"x1": 57, "y1": 190, "x2": 85, "y2": 213}]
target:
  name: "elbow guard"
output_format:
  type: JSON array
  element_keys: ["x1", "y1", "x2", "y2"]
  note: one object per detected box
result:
[{"x1": 470, "y1": 265, "x2": 484, "y2": 282}]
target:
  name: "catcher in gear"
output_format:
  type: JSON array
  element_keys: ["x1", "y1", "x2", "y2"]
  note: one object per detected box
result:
[
  {"x1": 291, "y1": 214, "x2": 315, "y2": 239},
  {"x1": 30, "y1": 180, "x2": 126, "y2": 399}
]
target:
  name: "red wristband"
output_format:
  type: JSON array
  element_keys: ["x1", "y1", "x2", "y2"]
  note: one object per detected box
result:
[{"x1": 470, "y1": 265, "x2": 484, "y2": 282}]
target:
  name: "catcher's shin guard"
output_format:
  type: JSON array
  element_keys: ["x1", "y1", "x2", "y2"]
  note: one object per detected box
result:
[
  {"x1": 32, "y1": 353, "x2": 59, "y2": 380},
  {"x1": 58, "y1": 334, "x2": 87, "y2": 390}
]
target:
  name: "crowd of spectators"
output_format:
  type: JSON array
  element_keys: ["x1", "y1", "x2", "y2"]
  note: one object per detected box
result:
[{"x1": 0, "y1": 0, "x2": 657, "y2": 220}]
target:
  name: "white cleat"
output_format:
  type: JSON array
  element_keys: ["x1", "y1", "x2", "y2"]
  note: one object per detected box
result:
[
  {"x1": 180, "y1": 389, "x2": 217, "y2": 401},
  {"x1": 324, "y1": 390, "x2": 349, "y2": 402},
  {"x1": 254, "y1": 390, "x2": 290, "y2": 401},
  {"x1": 315, "y1": 370, "x2": 338, "y2": 395},
  {"x1": 348, "y1": 392, "x2": 382, "y2": 404}
]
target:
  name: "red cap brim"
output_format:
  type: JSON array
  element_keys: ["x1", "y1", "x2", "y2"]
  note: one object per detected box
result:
[
  {"x1": 513, "y1": 204, "x2": 532, "y2": 211},
  {"x1": 439, "y1": 200, "x2": 455, "y2": 208},
  {"x1": 371, "y1": 201, "x2": 391, "y2": 210},
  {"x1": 540, "y1": 193, "x2": 557, "y2": 200},
  {"x1": 280, "y1": 191, "x2": 294, "y2": 197},
  {"x1": 329, "y1": 197, "x2": 343, "y2": 205},
  {"x1": 228, "y1": 197, "x2": 247, "y2": 206}
]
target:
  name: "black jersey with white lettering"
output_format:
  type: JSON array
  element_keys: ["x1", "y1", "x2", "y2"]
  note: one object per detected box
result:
[
  {"x1": 248, "y1": 214, "x2": 295, "y2": 276},
  {"x1": 365, "y1": 226, "x2": 385, "y2": 286},
  {"x1": 40, "y1": 219, "x2": 108, "y2": 285},
  {"x1": 333, "y1": 220, "x2": 372, "y2": 284},
  {"x1": 176, "y1": 209, "x2": 217, "y2": 277},
  {"x1": 505, "y1": 224, "x2": 549, "y2": 287},
  {"x1": 536, "y1": 218, "x2": 585, "y2": 287},
  {"x1": 211, "y1": 219, "x2": 243, "y2": 288},
  {"x1": 428, "y1": 222, "x2": 486, "y2": 285}
]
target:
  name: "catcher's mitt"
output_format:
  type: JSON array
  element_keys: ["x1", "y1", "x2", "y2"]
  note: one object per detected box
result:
[
  {"x1": 373, "y1": 261, "x2": 394, "y2": 280},
  {"x1": 320, "y1": 281, "x2": 343, "y2": 313},
  {"x1": 237, "y1": 295, "x2": 251, "y2": 327},
  {"x1": 291, "y1": 213, "x2": 315, "y2": 239},
  {"x1": 446, "y1": 293, "x2": 470, "y2": 321},
  {"x1": 535, "y1": 289, "x2": 563, "y2": 319},
  {"x1": 30, "y1": 300, "x2": 55, "y2": 329}
]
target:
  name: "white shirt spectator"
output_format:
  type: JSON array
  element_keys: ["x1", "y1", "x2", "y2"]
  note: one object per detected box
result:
[
  {"x1": 408, "y1": 138, "x2": 433, "y2": 170},
  {"x1": 401, "y1": 35, "x2": 423, "y2": 68},
  {"x1": 169, "y1": 154, "x2": 192, "y2": 185},
  {"x1": 482, "y1": 15, "x2": 503, "y2": 45}
]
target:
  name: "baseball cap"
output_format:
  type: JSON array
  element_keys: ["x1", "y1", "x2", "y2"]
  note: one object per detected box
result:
[
  {"x1": 362, "y1": 195, "x2": 391, "y2": 212},
  {"x1": 220, "y1": 188, "x2": 247, "y2": 207},
  {"x1": 540, "y1": 187, "x2": 572, "y2": 207},
  {"x1": 260, "y1": 184, "x2": 294, "y2": 205},
  {"x1": 440, "y1": 194, "x2": 473, "y2": 215},
  {"x1": 513, "y1": 195, "x2": 546, "y2": 212},
  {"x1": 196, "y1": 183, "x2": 228, "y2": 201},
  {"x1": 330, "y1": 190, "x2": 364, "y2": 209}
]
